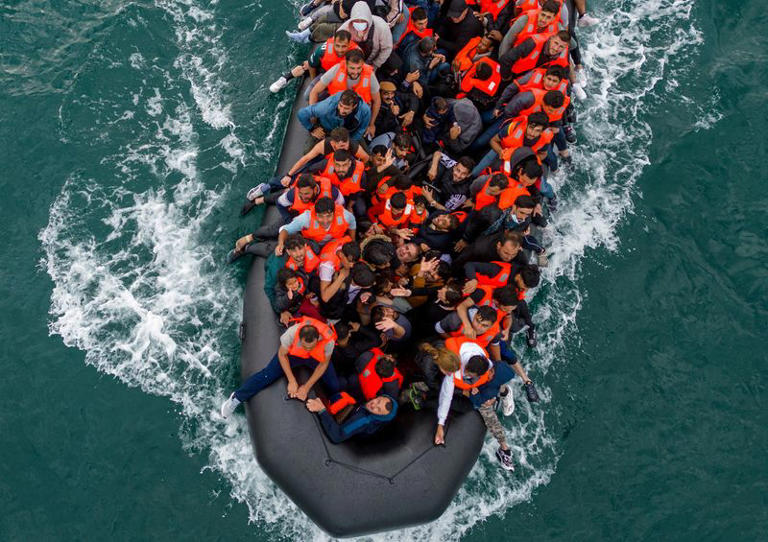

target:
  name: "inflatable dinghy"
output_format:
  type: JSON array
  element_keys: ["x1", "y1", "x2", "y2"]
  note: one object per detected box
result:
[{"x1": 239, "y1": 75, "x2": 486, "y2": 538}]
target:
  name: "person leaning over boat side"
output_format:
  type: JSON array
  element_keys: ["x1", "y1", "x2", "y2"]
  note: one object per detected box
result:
[
  {"x1": 434, "y1": 337, "x2": 517, "y2": 470},
  {"x1": 305, "y1": 393, "x2": 397, "y2": 444},
  {"x1": 220, "y1": 317, "x2": 339, "y2": 417},
  {"x1": 298, "y1": 89, "x2": 371, "y2": 143}
]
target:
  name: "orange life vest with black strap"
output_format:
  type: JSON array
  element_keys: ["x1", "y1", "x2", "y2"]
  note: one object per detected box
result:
[
  {"x1": 474, "y1": 284, "x2": 495, "y2": 307},
  {"x1": 319, "y1": 235, "x2": 353, "y2": 271},
  {"x1": 378, "y1": 199, "x2": 413, "y2": 228},
  {"x1": 474, "y1": 176, "x2": 502, "y2": 211},
  {"x1": 302, "y1": 204, "x2": 351, "y2": 243},
  {"x1": 453, "y1": 37, "x2": 486, "y2": 74},
  {"x1": 513, "y1": 8, "x2": 562, "y2": 46},
  {"x1": 319, "y1": 38, "x2": 360, "y2": 72},
  {"x1": 514, "y1": 67, "x2": 568, "y2": 95},
  {"x1": 476, "y1": 261, "x2": 513, "y2": 288},
  {"x1": 498, "y1": 117, "x2": 555, "y2": 160},
  {"x1": 511, "y1": 33, "x2": 569, "y2": 76},
  {"x1": 327, "y1": 391, "x2": 357, "y2": 415},
  {"x1": 448, "y1": 312, "x2": 501, "y2": 349},
  {"x1": 514, "y1": 0, "x2": 562, "y2": 17},
  {"x1": 457, "y1": 57, "x2": 502, "y2": 99},
  {"x1": 358, "y1": 348, "x2": 404, "y2": 400},
  {"x1": 444, "y1": 337, "x2": 494, "y2": 389},
  {"x1": 518, "y1": 87, "x2": 570, "y2": 123},
  {"x1": 397, "y1": 6, "x2": 434, "y2": 46},
  {"x1": 320, "y1": 158, "x2": 365, "y2": 196},
  {"x1": 290, "y1": 176, "x2": 333, "y2": 214},
  {"x1": 286, "y1": 246, "x2": 321, "y2": 275},
  {"x1": 479, "y1": 0, "x2": 511, "y2": 21},
  {"x1": 287, "y1": 316, "x2": 337, "y2": 362},
  {"x1": 326, "y1": 60, "x2": 374, "y2": 104},
  {"x1": 409, "y1": 206, "x2": 428, "y2": 229}
]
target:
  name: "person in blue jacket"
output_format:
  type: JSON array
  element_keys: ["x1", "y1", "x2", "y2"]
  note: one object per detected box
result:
[
  {"x1": 305, "y1": 394, "x2": 397, "y2": 443},
  {"x1": 297, "y1": 89, "x2": 371, "y2": 142}
]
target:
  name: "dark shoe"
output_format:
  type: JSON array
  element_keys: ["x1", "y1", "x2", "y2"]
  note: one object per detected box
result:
[
  {"x1": 547, "y1": 195, "x2": 558, "y2": 213},
  {"x1": 227, "y1": 249, "x2": 245, "y2": 264},
  {"x1": 240, "y1": 199, "x2": 257, "y2": 216},
  {"x1": 564, "y1": 125, "x2": 577, "y2": 143},
  {"x1": 495, "y1": 447, "x2": 515, "y2": 471},
  {"x1": 524, "y1": 381, "x2": 540, "y2": 403},
  {"x1": 299, "y1": 1, "x2": 314, "y2": 16},
  {"x1": 526, "y1": 328, "x2": 537, "y2": 348}
]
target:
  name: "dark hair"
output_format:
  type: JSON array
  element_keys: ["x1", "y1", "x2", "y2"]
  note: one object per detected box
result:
[
  {"x1": 380, "y1": 396, "x2": 394, "y2": 413},
  {"x1": 412, "y1": 7, "x2": 428, "y2": 20},
  {"x1": 393, "y1": 132, "x2": 411, "y2": 150},
  {"x1": 457, "y1": 156, "x2": 476, "y2": 171},
  {"x1": 393, "y1": 174, "x2": 412, "y2": 191},
  {"x1": 284, "y1": 233, "x2": 307, "y2": 251},
  {"x1": 475, "y1": 62, "x2": 492, "y2": 80},
  {"x1": 362, "y1": 238, "x2": 395, "y2": 266},
  {"x1": 374, "y1": 355, "x2": 396, "y2": 378},
  {"x1": 442, "y1": 281, "x2": 464, "y2": 306},
  {"x1": 333, "y1": 321, "x2": 351, "y2": 341},
  {"x1": 543, "y1": 90, "x2": 565, "y2": 108},
  {"x1": 514, "y1": 194, "x2": 536, "y2": 209},
  {"x1": 351, "y1": 262, "x2": 375, "y2": 287},
  {"x1": 500, "y1": 230, "x2": 523, "y2": 247},
  {"x1": 520, "y1": 159, "x2": 543, "y2": 179},
  {"x1": 527, "y1": 111, "x2": 549, "y2": 128},
  {"x1": 296, "y1": 173, "x2": 317, "y2": 189},
  {"x1": 545, "y1": 65, "x2": 567, "y2": 80},
  {"x1": 390, "y1": 191, "x2": 407, "y2": 210},
  {"x1": 314, "y1": 196, "x2": 335, "y2": 214},
  {"x1": 418, "y1": 36, "x2": 436, "y2": 55},
  {"x1": 444, "y1": 213, "x2": 460, "y2": 230},
  {"x1": 556, "y1": 30, "x2": 571, "y2": 42},
  {"x1": 370, "y1": 304, "x2": 388, "y2": 323},
  {"x1": 475, "y1": 305, "x2": 497, "y2": 323},
  {"x1": 517, "y1": 264, "x2": 540, "y2": 288},
  {"x1": 329, "y1": 126, "x2": 350, "y2": 142},
  {"x1": 493, "y1": 286, "x2": 518, "y2": 307},
  {"x1": 333, "y1": 148, "x2": 352, "y2": 163},
  {"x1": 339, "y1": 89, "x2": 360, "y2": 106},
  {"x1": 433, "y1": 96, "x2": 448, "y2": 112},
  {"x1": 334, "y1": 29, "x2": 352, "y2": 42},
  {"x1": 541, "y1": 0, "x2": 560, "y2": 14},
  {"x1": 277, "y1": 267, "x2": 298, "y2": 287},
  {"x1": 298, "y1": 324, "x2": 320, "y2": 342},
  {"x1": 371, "y1": 145, "x2": 388, "y2": 156},
  {"x1": 489, "y1": 173, "x2": 509, "y2": 190},
  {"x1": 341, "y1": 241, "x2": 360, "y2": 261},
  {"x1": 413, "y1": 194, "x2": 428, "y2": 207},
  {"x1": 345, "y1": 48, "x2": 365, "y2": 63},
  {"x1": 466, "y1": 355, "x2": 490, "y2": 376}
]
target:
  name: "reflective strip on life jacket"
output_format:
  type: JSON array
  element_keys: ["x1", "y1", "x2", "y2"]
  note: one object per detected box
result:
[
  {"x1": 287, "y1": 316, "x2": 336, "y2": 362},
  {"x1": 358, "y1": 348, "x2": 404, "y2": 400},
  {"x1": 326, "y1": 60, "x2": 374, "y2": 104}
]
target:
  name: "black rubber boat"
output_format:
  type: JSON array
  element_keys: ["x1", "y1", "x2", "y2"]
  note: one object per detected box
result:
[{"x1": 239, "y1": 76, "x2": 486, "y2": 537}]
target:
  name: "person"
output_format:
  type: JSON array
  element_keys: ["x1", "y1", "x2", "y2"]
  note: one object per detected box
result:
[
  {"x1": 423, "y1": 152, "x2": 475, "y2": 212},
  {"x1": 278, "y1": 196, "x2": 357, "y2": 253},
  {"x1": 336, "y1": 2, "x2": 394, "y2": 69},
  {"x1": 500, "y1": 0, "x2": 565, "y2": 55},
  {"x1": 395, "y1": 6, "x2": 433, "y2": 54},
  {"x1": 441, "y1": 98, "x2": 482, "y2": 155},
  {"x1": 297, "y1": 89, "x2": 372, "y2": 143},
  {"x1": 370, "y1": 80, "x2": 419, "y2": 146},
  {"x1": 220, "y1": 317, "x2": 339, "y2": 417},
  {"x1": 435, "y1": 0, "x2": 485, "y2": 58},
  {"x1": 498, "y1": 29, "x2": 570, "y2": 80},
  {"x1": 274, "y1": 268, "x2": 309, "y2": 325},
  {"x1": 305, "y1": 393, "x2": 397, "y2": 443},
  {"x1": 403, "y1": 36, "x2": 449, "y2": 92},
  {"x1": 345, "y1": 347, "x2": 404, "y2": 401},
  {"x1": 473, "y1": 111, "x2": 552, "y2": 175}
]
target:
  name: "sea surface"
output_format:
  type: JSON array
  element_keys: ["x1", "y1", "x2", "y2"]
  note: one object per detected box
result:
[{"x1": 1, "y1": 0, "x2": 766, "y2": 539}]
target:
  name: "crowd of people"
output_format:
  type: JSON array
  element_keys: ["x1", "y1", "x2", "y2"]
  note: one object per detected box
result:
[{"x1": 220, "y1": 0, "x2": 598, "y2": 471}]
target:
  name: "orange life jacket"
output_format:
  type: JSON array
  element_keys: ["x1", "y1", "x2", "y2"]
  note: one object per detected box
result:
[
  {"x1": 513, "y1": 8, "x2": 561, "y2": 47},
  {"x1": 319, "y1": 235, "x2": 353, "y2": 272},
  {"x1": 479, "y1": 0, "x2": 511, "y2": 21},
  {"x1": 511, "y1": 33, "x2": 569, "y2": 76},
  {"x1": 319, "y1": 38, "x2": 360, "y2": 72},
  {"x1": 474, "y1": 284, "x2": 495, "y2": 307},
  {"x1": 474, "y1": 177, "x2": 501, "y2": 211},
  {"x1": 453, "y1": 37, "x2": 487, "y2": 74},
  {"x1": 518, "y1": 87, "x2": 570, "y2": 122},
  {"x1": 444, "y1": 337, "x2": 493, "y2": 390},
  {"x1": 321, "y1": 158, "x2": 365, "y2": 196},
  {"x1": 514, "y1": 0, "x2": 562, "y2": 17},
  {"x1": 448, "y1": 314, "x2": 501, "y2": 349},
  {"x1": 476, "y1": 261, "x2": 513, "y2": 288},
  {"x1": 326, "y1": 60, "x2": 374, "y2": 104},
  {"x1": 397, "y1": 7, "x2": 434, "y2": 46},
  {"x1": 290, "y1": 176, "x2": 333, "y2": 214},
  {"x1": 287, "y1": 316, "x2": 337, "y2": 362},
  {"x1": 286, "y1": 246, "x2": 321, "y2": 275},
  {"x1": 451, "y1": 210, "x2": 469, "y2": 224},
  {"x1": 514, "y1": 67, "x2": 569, "y2": 94},
  {"x1": 457, "y1": 57, "x2": 502, "y2": 99},
  {"x1": 302, "y1": 204, "x2": 351, "y2": 243},
  {"x1": 327, "y1": 391, "x2": 357, "y2": 415},
  {"x1": 358, "y1": 348, "x2": 404, "y2": 400},
  {"x1": 409, "y1": 207, "x2": 428, "y2": 229},
  {"x1": 498, "y1": 117, "x2": 554, "y2": 160},
  {"x1": 378, "y1": 198, "x2": 413, "y2": 228}
]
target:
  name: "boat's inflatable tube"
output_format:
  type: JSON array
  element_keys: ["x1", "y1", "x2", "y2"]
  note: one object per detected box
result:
[{"x1": 240, "y1": 77, "x2": 486, "y2": 538}]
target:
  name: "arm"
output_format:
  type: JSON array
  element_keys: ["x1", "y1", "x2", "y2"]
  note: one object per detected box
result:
[
  {"x1": 503, "y1": 91, "x2": 535, "y2": 119},
  {"x1": 490, "y1": 134, "x2": 504, "y2": 155},
  {"x1": 297, "y1": 359, "x2": 329, "y2": 399},
  {"x1": 318, "y1": 409, "x2": 350, "y2": 443},
  {"x1": 277, "y1": 345, "x2": 298, "y2": 391},
  {"x1": 498, "y1": 14, "x2": 527, "y2": 56},
  {"x1": 320, "y1": 266, "x2": 349, "y2": 302},
  {"x1": 498, "y1": 38, "x2": 535, "y2": 79},
  {"x1": 436, "y1": 374, "x2": 455, "y2": 427},
  {"x1": 368, "y1": 91, "x2": 382, "y2": 135},
  {"x1": 455, "y1": 299, "x2": 475, "y2": 337},
  {"x1": 288, "y1": 141, "x2": 325, "y2": 176}
]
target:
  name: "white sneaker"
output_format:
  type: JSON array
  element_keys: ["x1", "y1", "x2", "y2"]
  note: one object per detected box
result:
[
  {"x1": 246, "y1": 182, "x2": 269, "y2": 201},
  {"x1": 297, "y1": 16, "x2": 313, "y2": 30},
  {"x1": 537, "y1": 251, "x2": 549, "y2": 268},
  {"x1": 578, "y1": 13, "x2": 600, "y2": 27},
  {"x1": 500, "y1": 386, "x2": 515, "y2": 416},
  {"x1": 572, "y1": 82, "x2": 587, "y2": 100},
  {"x1": 269, "y1": 76, "x2": 288, "y2": 93},
  {"x1": 220, "y1": 392, "x2": 241, "y2": 418}
]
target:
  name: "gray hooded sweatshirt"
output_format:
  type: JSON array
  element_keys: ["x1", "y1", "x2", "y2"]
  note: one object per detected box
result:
[
  {"x1": 338, "y1": 2, "x2": 393, "y2": 69},
  {"x1": 445, "y1": 98, "x2": 482, "y2": 153}
]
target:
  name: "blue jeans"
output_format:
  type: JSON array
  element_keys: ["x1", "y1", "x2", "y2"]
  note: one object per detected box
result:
[
  {"x1": 472, "y1": 148, "x2": 499, "y2": 176},
  {"x1": 469, "y1": 117, "x2": 504, "y2": 152},
  {"x1": 233, "y1": 353, "x2": 340, "y2": 402},
  {"x1": 498, "y1": 339, "x2": 519, "y2": 366},
  {"x1": 538, "y1": 176, "x2": 555, "y2": 199}
]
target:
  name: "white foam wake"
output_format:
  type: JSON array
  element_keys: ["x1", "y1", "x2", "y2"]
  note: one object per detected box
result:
[{"x1": 40, "y1": 0, "x2": 715, "y2": 540}]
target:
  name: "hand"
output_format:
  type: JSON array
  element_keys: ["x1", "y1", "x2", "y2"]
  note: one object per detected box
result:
[
  {"x1": 399, "y1": 111, "x2": 414, "y2": 127},
  {"x1": 311, "y1": 126, "x2": 326, "y2": 139},
  {"x1": 280, "y1": 175, "x2": 292, "y2": 187},
  {"x1": 306, "y1": 397, "x2": 325, "y2": 412},
  {"x1": 462, "y1": 325, "x2": 477, "y2": 339},
  {"x1": 534, "y1": 203, "x2": 543, "y2": 216},
  {"x1": 454, "y1": 239, "x2": 467, "y2": 252},
  {"x1": 375, "y1": 317, "x2": 397, "y2": 332},
  {"x1": 483, "y1": 397, "x2": 496, "y2": 407},
  {"x1": 383, "y1": 146, "x2": 396, "y2": 168},
  {"x1": 412, "y1": 81, "x2": 423, "y2": 98},
  {"x1": 294, "y1": 384, "x2": 310, "y2": 401},
  {"x1": 405, "y1": 70, "x2": 420, "y2": 83},
  {"x1": 274, "y1": 243, "x2": 284, "y2": 256},
  {"x1": 390, "y1": 103, "x2": 400, "y2": 116},
  {"x1": 364, "y1": 124, "x2": 376, "y2": 139},
  {"x1": 286, "y1": 379, "x2": 298, "y2": 397},
  {"x1": 390, "y1": 287, "x2": 412, "y2": 297},
  {"x1": 417, "y1": 257, "x2": 439, "y2": 277},
  {"x1": 434, "y1": 424, "x2": 445, "y2": 445},
  {"x1": 488, "y1": 30, "x2": 503, "y2": 42},
  {"x1": 279, "y1": 311, "x2": 292, "y2": 325},
  {"x1": 426, "y1": 167, "x2": 437, "y2": 181},
  {"x1": 359, "y1": 291, "x2": 372, "y2": 304},
  {"x1": 428, "y1": 56, "x2": 441, "y2": 69},
  {"x1": 394, "y1": 228, "x2": 413, "y2": 240},
  {"x1": 463, "y1": 278, "x2": 478, "y2": 294},
  {"x1": 449, "y1": 123, "x2": 461, "y2": 140},
  {"x1": 493, "y1": 108, "x2": 501, "y2": 118}
]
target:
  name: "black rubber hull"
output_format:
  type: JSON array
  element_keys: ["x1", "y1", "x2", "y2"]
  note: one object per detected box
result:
[{"x1": 240, "y1": 76, "x2": 486, "y2": 538}]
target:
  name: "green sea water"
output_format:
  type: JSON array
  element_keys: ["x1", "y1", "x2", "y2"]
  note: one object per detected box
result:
[{"x1": 1, "y1": 0, "x2": 766, "y2": 540}]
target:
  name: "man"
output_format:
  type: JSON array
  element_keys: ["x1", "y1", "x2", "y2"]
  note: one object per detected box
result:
[
  {"x1": 499, "y1": 29, "x2": 570, "y2": 80},
  {"x1": 435, "y1": 0, "x2": 485, "y2": 58},
  {"x1": 453, "y1": 230, "x2": 527, "y2": 268},
  {"x1": 403, "y1": 36, "x2": 448, "y2": 91},
  {"x1": 412, "y1": 211, "x2": 463, "y2": 253},
  {"x1": 395, "y1": 6, "x2": 433, "y2": 55},
  {"x1": 278, "y1": 196, "x2": 357, "y2": 252},
  {"x1": 442, "y1": 98, "x2": 482, "y2": 155},
  {"x1": 305, "y1": 394, "x2": 397, "y2": 443},
  {"x1": 473, "y1": 111, "x2": 552, "y2": 175},
  {"x1": 423, "y1": 152, "x2": 475, "y2": 212},
  {"x1": 336, "y1": 2, "x2": 394, "y2": 69},
  {"x1": 220, "y1": 317, "x2": 338, "y2": 417},
  {"x1": 344, "y1": 348, "x2": 403, "y2": 402},
  {"x1": 369, "y1": 81, "x2": 419, "y2": 147},
  {"x1": 500, "y1": 0, "x2": 565, "y2": 54},
  {"x1": 298, "y1": 89, "x2": 371, "y2": 143}
]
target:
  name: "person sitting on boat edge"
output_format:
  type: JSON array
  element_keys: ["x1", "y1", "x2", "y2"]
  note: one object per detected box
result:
[
  {"x1": 305, "y1": 393, "x2": 397, "y2": 444},
  {"x1": 221, "y1": 317, "x2": 340, "y2": 417},
  {"x1": 297, "y1": 89, "x2": 371, "y2": 143}
]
